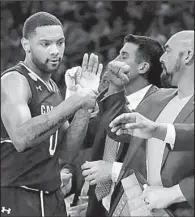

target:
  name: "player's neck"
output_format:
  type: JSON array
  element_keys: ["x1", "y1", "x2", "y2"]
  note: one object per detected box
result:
[{"x1": 23, "y1": 58, "x2": 51, "y2": 84}]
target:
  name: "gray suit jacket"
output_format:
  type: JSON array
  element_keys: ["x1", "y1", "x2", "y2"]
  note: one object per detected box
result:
[{"x1": 107, "y1": 90, "x2": 194, "y2": 217}]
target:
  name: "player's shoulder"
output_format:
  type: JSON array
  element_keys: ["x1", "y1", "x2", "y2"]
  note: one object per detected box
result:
[
  {"x1": 1, "y1": 70, "x2": 28, "y2": 84},
  {"x1": 1, "y1": 70, "x2": 31, "y2": 96}
]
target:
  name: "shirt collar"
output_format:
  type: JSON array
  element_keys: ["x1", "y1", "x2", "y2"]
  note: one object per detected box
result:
[{"x1": 126, "y1": 84, "x2": 152, "y2": 109}]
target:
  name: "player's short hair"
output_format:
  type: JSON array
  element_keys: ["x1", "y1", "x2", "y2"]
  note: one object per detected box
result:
[
  {"x1": 124, "y1": 34, "x2": 164, "y2": 87},
  {"x1": 23, "y1": 11, "x2": 63, "y2": 39}
]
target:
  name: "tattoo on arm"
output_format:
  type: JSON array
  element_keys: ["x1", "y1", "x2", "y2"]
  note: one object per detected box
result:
[{"x1": 17, "y1": 97, "x2": 83, "y2": 151}]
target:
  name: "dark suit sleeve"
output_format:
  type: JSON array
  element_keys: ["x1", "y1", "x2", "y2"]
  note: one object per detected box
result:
[
  {"x1": 82, "y1": 89, "x2": 127, "y2": 148},
  {"x1": 179, "y1": 176, "x2": 194, "y2": 209},
  {"x1": 173, "y1": 124, "x2": 194, "y2": 151},
  {"x1": 172, "y1": 124, "x2": 194, "y2": 208},
  {"x1": 102, "y1": 91, "x2": 132, "y2": 144}
]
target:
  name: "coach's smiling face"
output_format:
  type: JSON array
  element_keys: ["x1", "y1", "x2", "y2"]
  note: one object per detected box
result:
[{"x1": 22, "y1": 25, "x2": 65, "y2": 74}]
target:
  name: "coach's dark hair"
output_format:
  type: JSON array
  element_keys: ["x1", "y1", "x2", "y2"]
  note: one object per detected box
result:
[
  {"x1": 124, "y1": 34, "x2": 164, "y2": 87},
  {"x1": 23, "y1": 12, "x2": 63, "y2": 39}
]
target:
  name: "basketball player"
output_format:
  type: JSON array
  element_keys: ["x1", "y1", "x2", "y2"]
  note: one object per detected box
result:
[{"x1": 1, "y1": 12, "x2": 102, "y2": 216}]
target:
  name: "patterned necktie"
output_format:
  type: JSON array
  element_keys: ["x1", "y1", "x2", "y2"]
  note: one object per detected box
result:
[{"x1": 95, "y1": 135, "x2": 119, "y2": 201}]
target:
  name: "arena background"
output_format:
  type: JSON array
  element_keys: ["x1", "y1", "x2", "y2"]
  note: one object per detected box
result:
[{"x1": 1, "y1": 1, "x2": 194, "y2": 98}]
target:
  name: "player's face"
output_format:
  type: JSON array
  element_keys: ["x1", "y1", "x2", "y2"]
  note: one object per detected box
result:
[
  {"x1": 114, "y1": 43, "x2": 143, "y2": 83},
  {"x1": 29, "y1": 25, "x2": 65, "y2": 74},
  {"x1": 160, "y1": 39, "x2": 184, "y2": 87}
]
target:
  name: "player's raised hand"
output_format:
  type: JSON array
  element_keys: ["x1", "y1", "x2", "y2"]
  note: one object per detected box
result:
[
  {"x1": 78, "y1": 53, "x2": 103, "y2": 91},
  {"x1": 107, "y1": 60, "x2": 130, "y2": 88},
  {"x1": 65, "y1": 53, "x2": 103, "y2": 99},
  {"x1": 109, "y1": 112, "x2": 157, "y2": 139}
]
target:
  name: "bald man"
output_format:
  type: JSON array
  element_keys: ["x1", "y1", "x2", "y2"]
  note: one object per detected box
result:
[
  {"x1": 104, "y1": 31, "x2": 194, "y2": 217},
  {"x1": 160, "y1": 30, "x2": 194, "y2": 91}
]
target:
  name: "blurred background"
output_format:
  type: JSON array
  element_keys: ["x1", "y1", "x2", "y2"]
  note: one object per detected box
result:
[{"x1": 1, "y1": 1, "x2": 194, "y2": 96}]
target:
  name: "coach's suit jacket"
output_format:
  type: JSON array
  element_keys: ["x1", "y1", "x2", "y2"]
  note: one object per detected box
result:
[
  {"x1": 173, "y1": 124, "x2": 194, "y2": 151},
  {"x1": 106, "y1": 90, "x2": 194, "y2": 217},
  {"x1": 86, "y1": 85, "x2": 161, "y2": 217}
]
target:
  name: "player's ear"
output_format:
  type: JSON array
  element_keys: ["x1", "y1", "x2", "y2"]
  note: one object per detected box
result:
[{"x1": 21, "y1": 38, "x2": 30, "y2": 53}]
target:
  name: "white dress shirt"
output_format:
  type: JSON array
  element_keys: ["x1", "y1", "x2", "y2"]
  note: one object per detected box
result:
[{"x1": 147, "y1": 94, "x2": 192, "y2": 186}]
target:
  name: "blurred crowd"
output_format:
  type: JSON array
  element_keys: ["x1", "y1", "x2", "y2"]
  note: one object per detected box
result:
[{"x1": 1, "y1": 1, "x2": 194, "y2": 96}]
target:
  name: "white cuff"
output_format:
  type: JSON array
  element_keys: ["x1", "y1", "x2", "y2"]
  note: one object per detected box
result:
[
  {"x1": 164, "y1": 123, "x2": 176, "y2": 150},
  {"x1": 111, "y1": 162, "x2": 123, "y2": 182}
]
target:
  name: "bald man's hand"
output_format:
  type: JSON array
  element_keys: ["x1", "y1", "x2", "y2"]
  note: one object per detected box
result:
[{"x1": 109, "y1": 112, "x2": 158, "y2": 139}]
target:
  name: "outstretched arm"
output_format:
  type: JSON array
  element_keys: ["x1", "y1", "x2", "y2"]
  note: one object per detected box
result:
[
  {"x1": 109, "y1": 112, "x2": 194, "y2": 151},
  {"x1": 109, "y1": 112, "x2": 168, "y2": 140},
  {"x1": 1, "y1": 72, "x2": 96, "y2": 152}
]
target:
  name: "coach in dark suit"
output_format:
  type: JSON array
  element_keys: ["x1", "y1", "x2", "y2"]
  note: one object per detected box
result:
[{"x1": 81, "y1": 34, "x2": 165, "y2": 217}]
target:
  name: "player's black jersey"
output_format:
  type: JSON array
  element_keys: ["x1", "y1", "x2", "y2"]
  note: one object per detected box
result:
[{"x1": 1, "y1": 62, "x2": 64, "y2": 191}]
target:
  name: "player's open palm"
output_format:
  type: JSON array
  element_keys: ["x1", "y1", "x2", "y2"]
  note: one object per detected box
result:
[
  {"x1": 78, "y1": 53, "x2": 103, "y2": 92},
  {"x1": 65, "y1": 53, "x2": 103, "y2": 99}
]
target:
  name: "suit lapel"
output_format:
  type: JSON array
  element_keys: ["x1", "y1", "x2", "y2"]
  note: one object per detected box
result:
[
  {"x1": 115, "y1": 86, "x2": 158, "y2": 162},
  {"x1": 174, "y1": 95, "x2": 194, "y2": 123},
  {"x1": 161, "y1": 95, "x2": 194, "y2": 169},
  {"x1": 140, "y1": 85, "x2": 159, "y2": 101}
]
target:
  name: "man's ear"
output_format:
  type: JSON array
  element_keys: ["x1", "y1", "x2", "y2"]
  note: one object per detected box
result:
[
  {"x1": 138, "y1": 62, "x2": 150, "y2": 75},
  {"x1": 21, "y1": 38, "x2": 30, "y2": 53},
  {"x1": 184, "y1": 48, "x2": 194, "y2": 65}
]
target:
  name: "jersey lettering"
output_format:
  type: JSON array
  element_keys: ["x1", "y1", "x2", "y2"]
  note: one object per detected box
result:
[{"x1": 41, "y1": 105, "x2": 58, "y2": 156}]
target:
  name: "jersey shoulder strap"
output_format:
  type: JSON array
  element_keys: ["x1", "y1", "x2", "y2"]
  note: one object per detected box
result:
[{"x1": 1, "y1": 62, "x2": 38, "y2": 106}]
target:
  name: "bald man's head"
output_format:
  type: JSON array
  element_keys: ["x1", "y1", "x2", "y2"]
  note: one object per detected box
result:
[
  {"x1": 167, "y1": 30, "x2": 194, "y2": 50},
  {"x1": 160, "y1": 30, "x2": 194, "y2": 87}
]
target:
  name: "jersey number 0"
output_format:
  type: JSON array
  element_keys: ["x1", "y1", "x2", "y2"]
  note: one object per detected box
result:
[{"x1": 49, "y1": 130, "x2": 58, "y2": 156}]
